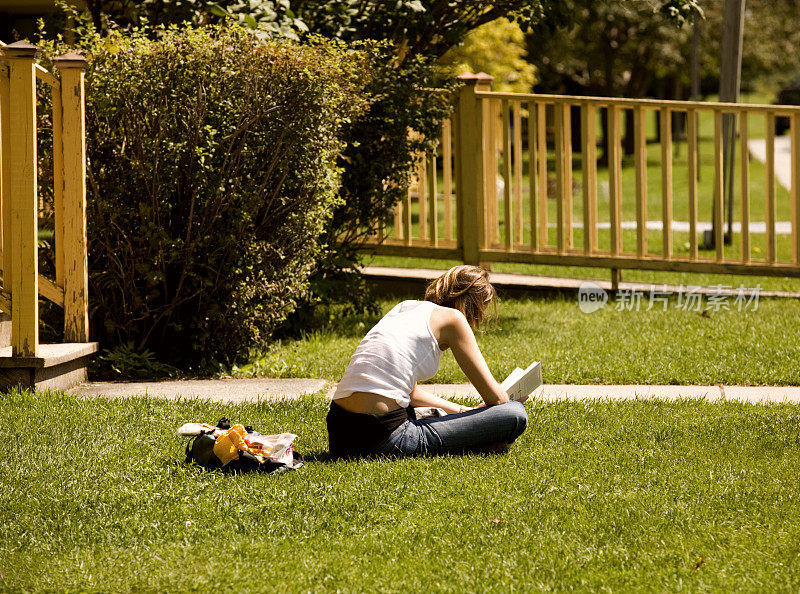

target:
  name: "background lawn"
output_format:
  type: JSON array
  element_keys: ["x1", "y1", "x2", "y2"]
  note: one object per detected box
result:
[
  {"x1": 236, "y1": 295, "x2": 800, "y2": 386},
  {"x1": 2, "y1": 390, "x2": 800, "y2": 592}
]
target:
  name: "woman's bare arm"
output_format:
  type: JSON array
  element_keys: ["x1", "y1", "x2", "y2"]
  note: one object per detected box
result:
[
  {"x1": 408, "y1": 384, "x2": 469, "y2": 414},
  {"x1": 432, "y1": 308, "x2": 509, "y2": 406}
]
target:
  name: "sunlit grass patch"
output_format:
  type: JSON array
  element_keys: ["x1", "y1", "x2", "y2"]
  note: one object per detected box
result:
[{"x1": 3, "y1": 390, "x2": 800, "y2": 591}]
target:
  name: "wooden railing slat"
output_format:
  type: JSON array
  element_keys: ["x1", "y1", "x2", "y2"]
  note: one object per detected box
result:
[
  {"x1": 713, "y1": 111, "x2": 724, "y2": 261},
  {"x1": 481, "y1": 97, "x2": 493, "y2": 251},
  {"x1": 792, "y1": 114, "x2": 800, "y2": 264},
  {"x1": 581, "y1": 103, "x2": 598, "y2": 255},
  {"x1": 418, "y1": 157, "x2": 427, "y2": 240},
  {"x1": 660, "y1": 107, "x2": 673, "y2": 259},
  {"x1": 554, "y1": 102, "x2": 565, "y2": 253},
  {"x1": 502, "y1": 99, "x2": 513, "y2": 251},
  {"x1": 740, "y1": 112, "x2": 750, "y2": 263},
  {"x1": 404, "y1": 179, "x2": 412, "y2": 245},
  {"x1": 687, "y1": 109, "x2": 699, "y2": 261},
  {"x1": 536, "y1": 102, "x2": 548, "y2": 246},
  {"x1": 563, "y1": 104, "x2": 574, "y2": 249},
  {"x1": 766, "y1": 112, "x2": 776, "y2": 263},
  {"x1": 609, "y1": 106, "x2": 622, "y2": 256},
  {"x1": 484, "y1": 100, "x2": 499, "y2": 245},
  {"x1": 0, "y1": 59, "x2": 9, "y2": 290},
  {"x1": 53, "y1": 77, "x2": 67, "y2": 281},
  {"x1": 394, "y1": 202, "x2": 402, "y2": 241},
  {"x1": 587, "y1": 106, "x2": 598, "y2": 253},
  {"x1": 528, "y1": 102, "x2": 538, "y2": 251},
  {"x1": 428, "y1": 151, "x2": 438, "y2": 246},
  {"x1": 512, "y1": 101, "x2": 523, "y2": 246},
  {"x1": 442, "y1": 118, "x2": 453, "y2": 241},
  {"x1": 563, "y1": 103, "x2": 573, "y2": 250},
  {"x1": 634, "y1": 105, "x2": 647, "y2": 257}
]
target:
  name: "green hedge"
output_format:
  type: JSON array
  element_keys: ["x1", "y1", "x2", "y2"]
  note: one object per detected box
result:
[{"x1": 68, "y1": 26, "x2": 370, "y2": 366}]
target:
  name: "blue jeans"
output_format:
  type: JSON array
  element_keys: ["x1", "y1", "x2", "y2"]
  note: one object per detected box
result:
[{"x1": 375, "y1": 401, "x2": 528, "y2": 457}]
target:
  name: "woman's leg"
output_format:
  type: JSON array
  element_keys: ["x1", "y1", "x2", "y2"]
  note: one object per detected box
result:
[{"x1": 376, "y1": 401, "x2": 528, "y2": 456}]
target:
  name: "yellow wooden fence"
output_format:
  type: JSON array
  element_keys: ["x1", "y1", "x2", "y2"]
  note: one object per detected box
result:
[
  {"x1": 365, "y1": 72, "x2": 800, "y2": 280},
  {"x1": 0, "y1": 41, "x2": 89, "y2": 358}
]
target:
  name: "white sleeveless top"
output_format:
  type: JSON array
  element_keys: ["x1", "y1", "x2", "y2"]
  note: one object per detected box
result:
[{"x1": 332, "y1": 300, "x2": 444, "y2": 408}]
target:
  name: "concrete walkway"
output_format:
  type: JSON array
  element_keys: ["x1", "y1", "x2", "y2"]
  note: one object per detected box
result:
[
  {"x1": 68, "y1": 378, "x2": 800, "y2": 405},
  {"x1": 363, "y1": 265, "x2": 798, "y2": 298},
  {"x1": 428, "y1": 383, "x2": 800, "y2": 405},
  {"x1": 549, "y1": 220, "x2": 793, "y2": 234},
  {"x1": 68, "y1": 378, "x2": 329, "y2": 404},
  {"x1": 748, "y1": 136, "x2": 792, "y2": 191}
]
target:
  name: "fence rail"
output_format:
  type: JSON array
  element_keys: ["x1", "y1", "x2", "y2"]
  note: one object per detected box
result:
[
  {"x1": 363, "y1": 72, "x2": 800, "y2": 281},
  {"x1": 0, "y1": 41, "x2": 89, "y2": 357}
]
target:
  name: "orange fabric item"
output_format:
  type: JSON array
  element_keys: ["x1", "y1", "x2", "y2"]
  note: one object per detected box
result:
[{"x1": 213, "y1": 424, "x2": 263, "y2": 465}]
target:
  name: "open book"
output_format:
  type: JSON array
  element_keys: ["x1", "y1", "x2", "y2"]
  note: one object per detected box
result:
[{"x1": 501, "y1": 361, "x2": 543, "y2": 402}]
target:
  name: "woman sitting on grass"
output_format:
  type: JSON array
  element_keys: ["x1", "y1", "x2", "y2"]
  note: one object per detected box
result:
[{"x1": 327, "y1": 265, "x2": 528, "y2": 458}]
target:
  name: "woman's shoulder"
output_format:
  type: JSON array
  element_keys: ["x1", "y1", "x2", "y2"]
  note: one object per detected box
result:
[
  {"x1": 394, "y1": 299, "x2": 437, "y2": 312},
  {"x1": 428, "y1": 303, "x2": 467, "y2": 328}
]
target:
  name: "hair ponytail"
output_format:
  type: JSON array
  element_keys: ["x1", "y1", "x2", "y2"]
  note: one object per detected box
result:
[{"x1": 424, "y1": 265, "x2": 496, "y2": 328}]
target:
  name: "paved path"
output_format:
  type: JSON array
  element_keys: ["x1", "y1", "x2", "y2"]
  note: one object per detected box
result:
[
  {"x1": 68, "y1": 378, "x2": 329, "y2": 404},
  {"x1": 364, "y1": 266, "x2": 797, "y2": 298},
  {"x1": 68, "y1": 378, "x2": 800, "y2": 405},
  {"x1": 550, "y1": 220, "x2": 792, "y2": 234},
  {"x1": 427, "y1": 384, "x2": 800, "y2": 405},
  {"x1": 748, "y1": 136, "x2": 792, "y2": 191}
]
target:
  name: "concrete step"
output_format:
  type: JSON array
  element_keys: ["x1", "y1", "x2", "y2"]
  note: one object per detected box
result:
[{"x1": 0, "y1": 342, "x2": 99, "y2": 391}]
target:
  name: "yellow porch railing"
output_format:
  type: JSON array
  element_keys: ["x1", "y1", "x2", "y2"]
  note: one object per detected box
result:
[
  {"x1": 364, "y1": 72, "x2": 800, "y2": 280},
  {"x1": 0, "y1": 40, "x2": 90, "y2": 358}
]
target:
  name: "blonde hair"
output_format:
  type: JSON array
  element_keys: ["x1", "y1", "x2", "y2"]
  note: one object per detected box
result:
[{"x1": 424, "y1": 265, "x2": 496, "y2": 328}]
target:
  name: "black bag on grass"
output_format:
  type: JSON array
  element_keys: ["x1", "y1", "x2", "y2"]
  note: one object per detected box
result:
[{"x1": 183, "y1": 418, "x2": 303, "y2": 474}]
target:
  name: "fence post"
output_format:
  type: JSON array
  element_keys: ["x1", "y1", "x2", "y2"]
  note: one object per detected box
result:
[
  {"x1": 5, "y1": 42, "x2": 39, "y2": 357},
  {"x1": 53, "y1": 52, "x2": 89, "y2": 343},
  {"x1": 0, "y1": 53, "x2": 9, "y2": 293},
  {"x1": 456, "y1": 72, "x2": 492, "y2": 266}
]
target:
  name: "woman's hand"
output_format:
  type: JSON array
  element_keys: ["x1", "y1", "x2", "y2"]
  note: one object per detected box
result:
[{"x1": 431, "y1": 308, "x2": 509, "y2": 406}]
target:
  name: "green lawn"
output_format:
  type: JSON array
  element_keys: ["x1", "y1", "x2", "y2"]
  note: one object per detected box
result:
[
  {"x1": 237, "y1": 295, "x2": 800, "y2": 386},
  {"x1": 3, "y1": 389, "x2": 800, "y2": 591}
]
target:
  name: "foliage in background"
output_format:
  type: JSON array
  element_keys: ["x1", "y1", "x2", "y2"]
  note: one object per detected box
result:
[
  {"x1": 696, "y1": 0, "x2": 800, "y2": 92},
  {"x1": 79, "y1": 0, "x2": 306, "y2": 39},
  {"x1": 39, "y1": 25, "x2": 371, "y2": 366},
  {"x1": 440, "y1": 17, "x2": 536, "y2": 93},
  {"x1": 526, "y1": 0, "x2": 800, "y2": 101},
  {"x1": 526, "y1": 0, "x2": 692, "y2": 99},
  {"x1": 95, "y1": 342, "x2": 181, "y2": 378},
  {"x1": 37, "y1": 1, "x2": 703, "y2": 358}
]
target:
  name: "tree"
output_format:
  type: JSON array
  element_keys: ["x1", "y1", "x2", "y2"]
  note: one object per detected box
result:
[
  {"x1": 695, "y1": 0, "x2": 800, "y2": 92},
  {"x1": 526, "y1": 0, "x2": 695, "y2": 156},
  {"x1": 56, "y1": 0, "x2": 703, "y2": 336},
  {"x1": 440, "y1": 17, "x2": 536, "y2": 93}
]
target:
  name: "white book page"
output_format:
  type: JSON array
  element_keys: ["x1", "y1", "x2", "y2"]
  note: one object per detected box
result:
[
  {"x1": 501, "y1": 367, "x2": 524, "y2": 391},
  {"x1": 501, "y1": 361, "x2": 542, "y2": 402}
]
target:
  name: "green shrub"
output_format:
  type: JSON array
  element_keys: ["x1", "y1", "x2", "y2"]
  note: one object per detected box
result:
[
  {"x1": 51, "y1": 25, "x2": 371, "y2": 366},
  {"x1": 278, "y1": 52, "x2": 457, "y2": 336}
]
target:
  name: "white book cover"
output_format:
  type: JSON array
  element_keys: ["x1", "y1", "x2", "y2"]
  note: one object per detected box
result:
[{"x1": 501, "y1": 361, "x2": 542, "y2": 402}]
